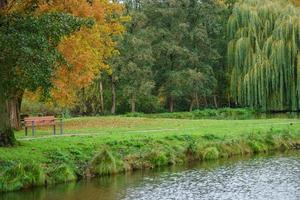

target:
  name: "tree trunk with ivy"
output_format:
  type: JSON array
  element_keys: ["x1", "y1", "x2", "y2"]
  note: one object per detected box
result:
[
  {"x1": 0, "y1": 95, "x2": 16, "y2": 146},
  {"x1": 8, "y1": 91, "x2": 23, "y2": 130},
  {"x1": 0, "y1": 0, "x2": 16, "y2": 146}
]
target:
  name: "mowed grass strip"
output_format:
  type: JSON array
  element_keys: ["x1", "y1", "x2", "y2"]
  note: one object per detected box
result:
[{"x1": 15, "y1": 116, "x2": 300, "y2": 139}]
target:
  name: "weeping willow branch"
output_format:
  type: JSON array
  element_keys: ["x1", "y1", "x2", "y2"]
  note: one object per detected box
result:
[{"x1": 228, "y1": 0, "x2": 300, "y2": 111}]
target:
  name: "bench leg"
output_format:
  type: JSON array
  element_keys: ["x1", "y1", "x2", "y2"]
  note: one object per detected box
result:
[
  {"x1": 53, "y1": 125, "x2": 56, "y2": 135},
  {"x1": 25, "y1": 127, "x2": 28, "y2": 136},
  {"x1": 32, "y1": 121, "x2": 35, "y2": 136}
]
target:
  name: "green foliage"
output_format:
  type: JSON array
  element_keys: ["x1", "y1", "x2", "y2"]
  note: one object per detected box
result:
[
  {"x1": 202, "y1": 147, "x2": 220, "y2": 160},
  {"x1": 0, "y1": 13, "x2": 92, "y2": 98},
  {"x1": 109, "y1": 9, "x2": 155, "y2": 112},
  {"x1": 228, "y1": 0, "x2": 300, "y2": 111},
  {"x1": 185, "y1": 137, "x2": 198, "y2": 156},
  {"x1": 68, "y1": 0, "x2": 228, "y2": 115},
  {"x1": 21, "y1": 97, "x2": 64, "y2": 116},
  {"x1": 147, "y1": 151, "x2": 168, "y2": 167},
  {"x1": 144, "y1": 0, "x2": 220, "y2": 111},
  {"x1": 47, "y1": 164, "x2": 77, "y2": 184},
  {"x1": 202, "y1": 134, "x2": 223, "y2": 141},
  {"x1": 248, "y1": 140, "x2": 268, "y2": 153},
  {"x1": 0, "y1": 162, "x2": 45, "y2": 192},
  {"x1": 88, "y1": 148, "x2": 117, "y2": 176},
  {"x1": 128, "y1": 108, "x2": 257, "y2": 120},
  {"x1": 124, "y1": 112, "x2": 145, "y2": 117},
  {"x1": 0, "y1": 11, "x2": 92, "y2": 146}
]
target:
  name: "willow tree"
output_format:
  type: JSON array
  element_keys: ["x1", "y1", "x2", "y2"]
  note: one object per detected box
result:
[{"x1": 228, "y1": 0, "x2": 300, "y2": 111}]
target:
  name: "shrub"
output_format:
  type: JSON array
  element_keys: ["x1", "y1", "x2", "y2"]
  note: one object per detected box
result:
[
  {"x1": 125, "y1": 112, "x2": 145, "y2": 117},
  {"x1": 202, "y1": 147, "x2": 219, "y2": 160},
  {"x1": 147, "y1": 151, "x2": 168, "y2": 167},
  {"x1": 248, "y1": 140, "x2": 268, "y2": 153},
  {"x1": 0, "y1": 162, "x2": 45, "y2": 192},
  {"x1": 47, "y1": 164, "x2": 77, "y2": 184},
  {"x1": 138, "y1": 108, "x2": 256, "y2": 120},
  {"x1": 88, "y1": 148, "x2": 117, "y2": 176}
]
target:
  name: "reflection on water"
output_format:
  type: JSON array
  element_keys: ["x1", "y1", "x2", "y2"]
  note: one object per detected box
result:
[{"x1": 1, "y1": 152, "x2": 300, "y2": 200}]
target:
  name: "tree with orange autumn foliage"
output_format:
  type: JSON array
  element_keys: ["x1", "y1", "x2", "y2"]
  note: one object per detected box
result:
[
  {"x1": 0, "y1": 0, "x2": 92, "y2": 144},
  {"x1": 3, "y1": 0, "x2": 126, "y2": 130},
  {"x1": 37, "y1": 0, "x2": 127, "y2": 107}
]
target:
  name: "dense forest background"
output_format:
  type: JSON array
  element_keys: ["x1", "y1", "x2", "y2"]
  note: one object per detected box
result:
[
  {"x1": 1, "y1": 0, "x2": 299, "y2": 123},
  {"x1": 21, "y1": 0, "x2": 235, "y2": 116}
]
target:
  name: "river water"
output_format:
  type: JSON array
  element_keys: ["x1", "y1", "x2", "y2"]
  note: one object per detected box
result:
[{"x1": 1, "y1": 152, "x2": 300, "y2": 200}]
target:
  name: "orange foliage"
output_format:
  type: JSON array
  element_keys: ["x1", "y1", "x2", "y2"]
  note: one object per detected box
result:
[
  {"x1": 292, "y1": 0, "x2": 300, "y2": 6},
  {"x1": 36, "y1": 0, "x2": 126, "y2": 107},
  {"x1": 38, "y1": 0, "x2": 106, "y2": 22},
  {"x1": 0, "y1": 0, "x2": 34, "y2": 14},
  {"x1": 51, "y1": 26, "x2": 104, "y2": 105}
]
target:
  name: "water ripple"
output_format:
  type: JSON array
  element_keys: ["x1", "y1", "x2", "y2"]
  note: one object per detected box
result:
[{"x1": 123, "y1": 156, "x2": 300, "y2": 200}]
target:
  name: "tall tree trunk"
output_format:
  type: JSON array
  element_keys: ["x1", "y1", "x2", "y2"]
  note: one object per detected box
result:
[
  {"x1": 8, "y1": 98, "x2": 20, "y2": 130},
  {"x1": 110, "y1": 76, "x2": 116, "y2": 115},
  {"x1": 8, "y1": 91, "x2": 23, "y2": 130},
  {"x1": 0, "y1": 95, "x2": 16, "y2": 146},
  {"x1": 131, "y1": 94, "x2": 136, "y2": 113},
  {"x1": 204, "y1": 96, "x2": 208, "y2": 107},
  {"x1": 99, "y1": 79, "x2": 104, "y2": 113},
  {"x1": 195, "y1": 93, "x2": 200, "y2": 109},
  {"x1": 169, "y1": 96, "x2": 174, "y2": 113},
  {"x1": 213, "y1": 95, "x2": 218, "y2": 108},
  {"x1": 227, "y1": 92, "x2": 231, "y2": 107},
  {"x1": 0, "y1": 0, "x2": 15, "y2": 146},
  {"x1": 189, "y1": 99, "x2": 194, "y2": 112},
  {"x1": 81, "y1": 88, "x2": 87, "y2": 115}
]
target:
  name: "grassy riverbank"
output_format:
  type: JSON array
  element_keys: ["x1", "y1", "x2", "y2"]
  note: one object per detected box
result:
[{"x1": 1, "y1": 116, "x2": 300, "y2": 192}]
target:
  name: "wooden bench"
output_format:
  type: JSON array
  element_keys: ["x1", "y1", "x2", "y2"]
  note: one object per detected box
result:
[{"x1": 24, "y1": 116, "x2": 63, "y2": 136}]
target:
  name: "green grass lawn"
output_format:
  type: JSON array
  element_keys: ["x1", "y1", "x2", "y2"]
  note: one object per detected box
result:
[
  {"x1": 1, "y1": 116, "x2": 300, "y2": 192},
  {"x1": 15, "y1": 116, "x2": 300, "y2": 139}
]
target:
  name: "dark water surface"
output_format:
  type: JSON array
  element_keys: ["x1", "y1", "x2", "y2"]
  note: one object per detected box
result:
[{"x1": 1, "y1": 152, "x2": 300, "y2": 200}]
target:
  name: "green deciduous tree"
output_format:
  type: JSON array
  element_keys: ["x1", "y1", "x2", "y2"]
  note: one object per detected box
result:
[
  {"x1": 20, "y1": 0, "x2": 231, "y2": 116},
  {"x1": 143, "y1": 0, "x2": 219, "y2": 111},
  {"x1": 77, "y1": 0, "x2": 226, "y2": 114},
  {"x1": 0, "y1": 10, "x2": 91, "y2": 146},
  {"x1": 111, "y1": 10, "x2": 155, "y2": 113},
  {"x1": 182, "y1": 68, "x2": 216, "y2": 111}
]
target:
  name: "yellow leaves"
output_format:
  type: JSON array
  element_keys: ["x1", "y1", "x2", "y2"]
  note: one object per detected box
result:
[
  {"x1": 51, "y1": 26, "x2": 103, "y2": 107},
  {"x1": 37, "y1": 0, "x2": 121, "y2": 25},
  {"x1": 41, "y1": 1, "x2": 126, "y2": 107},
  {"x1": 4, "y1": 0, "x2": 126, "y2": 107},
  {"x1": 0, "y1": 0, "x2": 30, "y2": 13},
  {"x1": 291, "y1": 0, "x2": 300, "y2": 7}
]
